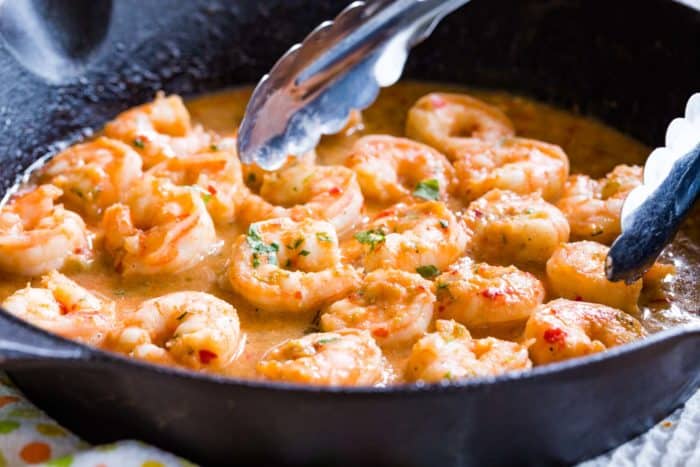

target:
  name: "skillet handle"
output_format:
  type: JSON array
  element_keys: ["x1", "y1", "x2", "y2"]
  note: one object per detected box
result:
[{"x1": 0, "y1": 310, "x2": 90, "y2": 369}]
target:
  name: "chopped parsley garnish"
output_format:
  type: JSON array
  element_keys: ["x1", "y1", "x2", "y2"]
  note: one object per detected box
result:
[
  {"x1": 210, "y1": 144, "x2": 219, "y2": 151},
  {"x1": 354, "y1": 229, "x2": 386, "y2": 251},
  {"x1": 192, "y1": 186, "x2": 212, "y2": 203},
  {"x1": 246, "y1": 225, "x2": 279, "y2": 267},
  {"x1": 416, "y1": 264, "x2": 439, "y2": 279},
  {"x1": 113, "y1": 288, "x2": 127, "y2": 297},
  {"x1": 300, "y1": 250, "x2": 310, "y2": 256},
  {"x1": 176, "y1": 311, "x2": 189, "y2": 321},
  {"x1": 438, "y1": 219, "x2": 449, "y2": 229},
  {"x1": 317, "y1": 337, "x2": 339, "y2": 345},
  {"x1": 247, "y1": 173, "x2": 257, "y2": 184},
  {"x1": 413, "y1": 179, "x2": 440, "y2": 201},
  {"x1": 316, "y1": 232, "x2": 332, "y2": 243},
  {"x1": 436, "y1": 281, "x2": 449, "y2": 290},
  {"x1": 132, "y1": 138, "x2": 145, "y2": 149},
  {"x1": 287, "y1": 237, "x2": 304, "y2": 250}
]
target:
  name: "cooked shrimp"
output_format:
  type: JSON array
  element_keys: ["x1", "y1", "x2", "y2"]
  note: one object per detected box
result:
[
  {"x1": 238, "y1": 163, "x2": 364, "y2": 235},
  {"x1": 228, "y1": 217, "x2": 360, "y2": 313},
  {"x1": 2, "y1": 271, "x2": 117, "y2": 346},
  {"x1": 454, "y1": 137, "x2": 569, "y2": 202},
  {"x1": 321, "y1": 269, "x2": 434, "y2": 348},
  {"x1": 434, "y1": 258, "x2": 545, "y2": 328},
  {"x1": 102, "y1": 176, "x2": 217, "y2": 276},
  {"x1": 241, "y1": 150, "x2": 317, "y2": 192},
  {"x1": 523, "y1": 298, "x2": 645, "y2": 364},
  {"x1": 557, "y1": 165, "x2": 642, "y2": 244},
  {"x1": 104, "y1": 92, "x2": 213, "y2": 168},
  {"x1": 349, "y1": 201, "x2": 467, "y2": 274},
  {"x1": 257, "y1": 329, "x2": 385, "y2": 386},
  {"x1": 462, "y1": 189, "x2": 569, "y2": 266},
  {"x1": 546, "y1": 241, "x2": 642, "y2": 313},
  {"x1": 405, "y1": 319, "x2": 531, "y2": 383},
  {"x1": 344, "y1": 135, "x2": 455, "y2": 203},
  {"x1": 147, "y1": 143, "x2": 245, "y2": 224},
  {"x1": 405, "y1": 93, "x2": 515, "y2": 160},
  {"x1": 40, "y1": 137, "x2": 143, "y2": 220},
  {"x1": 114, "y1": 291, "x2": 243, "y2": 370},
  {"x1": 0, "y1": 185, "x2": 91, "y2": 276}
]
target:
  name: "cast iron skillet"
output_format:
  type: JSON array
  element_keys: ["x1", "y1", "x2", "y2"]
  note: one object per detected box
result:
[{"x1": 0, "y1": 1, "x2": 699, "y2": 465}]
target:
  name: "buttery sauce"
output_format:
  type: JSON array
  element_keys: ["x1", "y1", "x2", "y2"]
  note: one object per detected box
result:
[{"x1": 0, "y1": 81, "x2": 698, "y2": 383}]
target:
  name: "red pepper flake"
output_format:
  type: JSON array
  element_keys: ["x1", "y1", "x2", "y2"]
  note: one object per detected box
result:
[
  {"x1": 574, "y1": 295, "x2": 583, "y2": 301},
  {"x1": 294, "y1": 291, "x2": 303, "y2": 300},
  {"x1": 372, "y1": 327, "x2": 389, "y2": 338},
  {"x1": 472, "y1": 209, "x2": 483, "y2": 218},
  {"x1": 329, "y1": 186, "x2": 342, "y2": 196},
  {"x1": 437, "y1": 305, "x2": 446, "y2": 314},
  {"x1": 429, "y1": 94, "x2": 447, "y2": 108},
  {"x1": 207, "y1": 185, "x2": 218, "y2": 195},
  {"x1": 543, "y1": 328, "x2": 567, "y2": 345},
  {"x1": 481, "y1": 287, "x2": 504, "y2": 299},
  {"x1": 376, "y1": 208, "x2": 395, "y2": 218},
  {"x1": 199, "y1": 349, "x2": 218, "y2": 365}
]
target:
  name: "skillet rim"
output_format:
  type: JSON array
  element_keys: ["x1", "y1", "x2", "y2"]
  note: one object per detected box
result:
[{"x1": 1, "y1": 304, "x2": 699, "y2": 395}]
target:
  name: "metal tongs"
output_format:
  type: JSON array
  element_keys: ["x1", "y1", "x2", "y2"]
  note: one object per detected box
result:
[{"x1": 237, "y1": 0, "x2": 700, "y2": 284}]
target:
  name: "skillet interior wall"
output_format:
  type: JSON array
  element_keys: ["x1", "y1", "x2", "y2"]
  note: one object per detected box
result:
[{"x1": 0, "y1": 0, "x2": 698, "y2": 200}]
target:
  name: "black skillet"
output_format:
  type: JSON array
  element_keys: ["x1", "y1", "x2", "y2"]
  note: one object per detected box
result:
[{"x1": 0, "y1": 1, "x2": 699, "y2": 465}]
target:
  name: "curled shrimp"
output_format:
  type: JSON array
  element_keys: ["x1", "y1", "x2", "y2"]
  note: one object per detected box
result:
[
  {"x1": 523, "y1": 298, "x2": 645, "y2": 365},
  {"x1": 546, "y1": 241, "x2": 642, "y2": 313},
  {"x1": 104, "y1": 92, "x2": 213, "y2": 168},
  {"x1": 257, "y1": 329, "x2": 385, "y2": 386},
  {"x1": 238, "y1": 163, "x2": 364, "y2": 235},
  {"x1": 557, "y1": 165, "x2": 642, "y2": 244},
  {"x1": 241, "y1": 150, "x2": 317, "y2": 193},
  {"x1": 405, "y1": 93, "x2": 515, "y2": 160},
  {"x1": 0, "y1": 185, "x2": 91, "y2": 276},
  {"x1": 148, "y1": 141, "x2": 245, "y2": 224},
  {"x1": 434, "y1": 258, "x2": 545, "y2": 328},
  {"x1": 463, "y1": 189, "x2": 569, "y2": 266},
  {"x1": 405, "y1": 319, "x2": 531, "y2": 383},
  {"x1": 228, "y1": 217, "x2": 360, "y2": 313},
  {"x1": 321, "y1": 269, "x2": 435, "y2": 348},
  {"x1": 2, "y1": 271, "x2": 117, "y2": 346},
  {"x1": 344, "y1": 135, "x2": 455, "y2": 203},
  {"x1": 348, "y1": 201, "x2": 467, "y2": 274},
  {"x1": 114, "y1": 291, "x2": 243, "y2": 371},
  {"x1": 102, "y1": 176, "x2": 218, "y2": 276},
  {"x1": 40, "y1": 137, "x2": 143, "y2": 220},
  {"x1": 454, "y1": 137, "x2": 569, "y2": 202}
]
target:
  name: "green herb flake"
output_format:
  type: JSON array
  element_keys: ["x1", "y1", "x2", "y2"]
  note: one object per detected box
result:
[
  {"x1": 132, "y1": 138, "x2": 145, "y2": 149},
  {"x1": 416, "y1": 264, "x2": 439, "y2": 279},
  {"x1": 246, "y1": 225, "x2": 279, "y2": 267},
  {"x1": 210, "y1": 144, "x2": 219, "y2": 151},
  {"x1": 176, "y1": 311, "x2": 189, "y2": 321},
  {"x1": 300, "y1": 250, "x2": 311, "y2": 256},
  {"x1": 69, "y1": 187, "x2": 85, "y2": 199},
  {"x1": 354, "y1": 229, "x2": 386, "y2": 251},
  {"x1": 287, "y1": 237, "x2": 304, "y2": 250},
  {"x1": 247, "y1": 173, "x2": 257, "y2": 184},
  {"x1": 413, "y1": 179, "x2": 440, "y2": 201},
  {"x1": 317, "y1": 337, "x2": 339, "y2": 345},
  {"x1": 113, "y1": 288, "x2": 127, "y2": 297},
  {"x1": 316, "y1": 232, "x2": 332, "y2": 243},
  {"x1": 285, "y1": 259, "x2": 292, "y2": 268},
  {"x1": 436, "y1": 282, "x2": 449, "y2": 290},
  {"x1": 438, "y1": 219, "x2": 449, "y2": 229}
]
